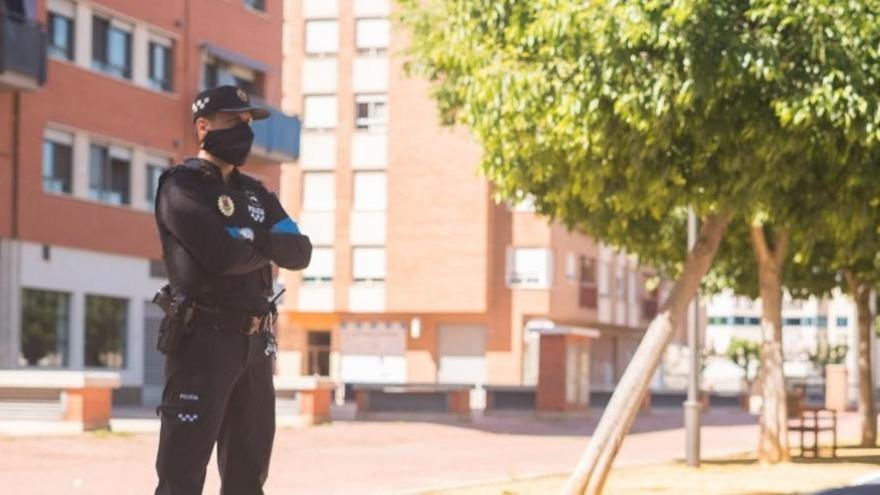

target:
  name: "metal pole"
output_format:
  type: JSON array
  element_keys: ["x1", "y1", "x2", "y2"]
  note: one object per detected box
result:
[{"x1": 685, "y1": 208, "x2": 701, "y2": 467}]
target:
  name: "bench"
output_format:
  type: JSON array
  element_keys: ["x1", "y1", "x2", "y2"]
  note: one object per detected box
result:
[
  {"x1": 788, "y1": 390, "x2": 837, "y2": 458},
  {"x1": 353, "y1": 384, "x2": 472, "y2": 419},
  {"x1": 274, "y1": 376, "x2": 336, "y2": 426},
  {"x1": 484, "y1": 385, "x2": 536, "y2": 412},
  {"x1": 0, "y1": 370, "x2": 120, "y2": 431}
]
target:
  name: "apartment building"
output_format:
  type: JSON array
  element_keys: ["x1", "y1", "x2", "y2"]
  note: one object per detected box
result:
[
  {"x1": 0, "y1": 0, "x2": 299, "y2": 405},
  {"x1": 277, "y1": 0, "x2": 662, "y2": 395},
  {"x1": 702, "y1": 291, "x2": 879, "y2": 396}
]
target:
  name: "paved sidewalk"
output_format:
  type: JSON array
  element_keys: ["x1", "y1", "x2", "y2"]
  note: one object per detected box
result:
[{"x1": 0, "y1": 408, "x2": 862, "y2": 494}]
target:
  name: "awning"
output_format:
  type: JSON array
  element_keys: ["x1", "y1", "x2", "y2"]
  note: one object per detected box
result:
[
  {"x1": 525, "y1": 318, "x2": 600, "y2": 338},
  {"x1": 201, "y1": 42, "x2": 270, "y2": 73}
]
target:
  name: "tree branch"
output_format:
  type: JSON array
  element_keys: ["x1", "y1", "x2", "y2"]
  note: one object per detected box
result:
[
  {"x1": 750, "y1": 223, "x2": 771, "y2": 264},
  {"x1": 773, "y1": 230, "x2": 789, "y2": 266}
]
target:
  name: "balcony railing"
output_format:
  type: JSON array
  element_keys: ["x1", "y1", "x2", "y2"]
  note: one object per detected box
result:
[
  {"x1": 0, "y1": 13, "x2": 47, "y2": 91},
  {"x1": 250, "y1": 102, "x2": 301, "y2": 162}
]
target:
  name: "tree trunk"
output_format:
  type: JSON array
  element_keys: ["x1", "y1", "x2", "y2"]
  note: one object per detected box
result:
[
  {"x1": 561, "y1": 213, "x2": 730, "y2": 495},
  {"x1": 846, "y1": 272, "x2": 877, "y2": 447},
  {"x1": 750, "y1": 225, "x2": 789, "y2": 464}
]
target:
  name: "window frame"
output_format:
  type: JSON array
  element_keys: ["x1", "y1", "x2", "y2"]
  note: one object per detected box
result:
[
  {"x1": 84, "y1": 294, "x2": 129, "y2": 370},
  {"x1": 355, "y1": 17, "x2": 390, "y2": 56},
  {"x1": 91, "y1": 14, "x2": 133, "y2": 79},
  {"x1": 47, "y1": 11, "x2": 75, "y2": 61},
  {"x1": 301, "y1": 171, "x2": 336, "y2": 211},
  {"x1": 305, "y1": 19, "x2": 339, "y2": 56},
  {"x1": 302, "y1": 247, "x2": 335, "y2": 284},
  {"x1": 352, "y1": 171, "x2": 387, "y2": 211},
  {"x1": 303, "y1": 94, "x2": 338, "y2": 130},
  {"x1": 354, "y1": 93, "x2": 388, "y2": 131},
  {"x1": 19, "y1": 288, "x2": 71, "y2": 368},
  {"x1": 89, "y1": 142, "x2": 132, "y2": 206},
  {"x1": 42, "y1": 129, "x2": 74, "y2": 195},
  {"x1": 352, "y1": 246, "x2": 386, "y2": 283},
  {"x1": 145, "y1": 156, "x2": 169, "y2": 207},
  {"x1": 148, "y1": 36, "x2": 174, "y2": 92},
  {"x1": 244, "y1": 0, "x2": 266, "y2": 12},
  {"x1": 507, "y1": 247, "x2": 553, "y2": 289}
]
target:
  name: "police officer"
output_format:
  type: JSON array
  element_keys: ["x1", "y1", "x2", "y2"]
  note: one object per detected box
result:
[{"x1": 152, "y1": 85, "x2": 311, "y2": 494}]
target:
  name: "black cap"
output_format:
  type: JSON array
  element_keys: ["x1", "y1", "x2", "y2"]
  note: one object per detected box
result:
[{"x1": 191, "y1": 85, "x2": 270, "y2": 123}]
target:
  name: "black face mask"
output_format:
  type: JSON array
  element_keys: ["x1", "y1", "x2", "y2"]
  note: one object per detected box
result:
[{"x1": 201, "y1": 121, "x2": 254, "y2": 167}]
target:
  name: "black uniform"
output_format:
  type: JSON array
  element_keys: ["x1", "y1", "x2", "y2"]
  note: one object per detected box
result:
[{"x1": 153, "y1": 157, "x2": 311, "y2": 495}]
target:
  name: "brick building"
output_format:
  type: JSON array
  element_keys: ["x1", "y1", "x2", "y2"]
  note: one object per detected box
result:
[
  {"x1": 0, "y1": 0, "x2": 298, "y2": 405},
  {"x1": 276, "y1": 0, "x2": 663, "y2": 400}
]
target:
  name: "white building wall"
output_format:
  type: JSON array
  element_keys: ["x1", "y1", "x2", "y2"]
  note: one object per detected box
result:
[{"x1": 18, "y1": 242, "x2": 165, "y2": 387}]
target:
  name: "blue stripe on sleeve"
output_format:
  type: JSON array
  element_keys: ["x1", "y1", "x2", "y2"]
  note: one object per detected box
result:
[
  {"x1": 271, "y1": 217, "x2": 301, "y2": 235},
  {"x1": 225, "y1": 227, "x2": 242, "y2": 239}
]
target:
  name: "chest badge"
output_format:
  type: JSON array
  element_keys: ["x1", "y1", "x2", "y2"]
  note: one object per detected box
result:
[
  {"x1": 246, "y1": 191, "x2": 266, "y2": 223},
  {"x1": 217, "y1": 194, "x2": 235, "y2": 217}
]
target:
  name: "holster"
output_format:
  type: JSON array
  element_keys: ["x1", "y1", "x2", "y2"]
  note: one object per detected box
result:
[{"x1": 153, "y1": 285, "x2": 195, "y2": 355}]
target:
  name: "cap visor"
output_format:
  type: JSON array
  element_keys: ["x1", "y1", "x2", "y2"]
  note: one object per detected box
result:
[{"x1": 218, "y1": 106, "x2": 271, "y2": 120}]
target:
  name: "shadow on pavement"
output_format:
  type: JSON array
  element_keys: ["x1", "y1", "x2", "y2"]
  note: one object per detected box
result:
[{"x1": 349, "y1": 406, "x2": 757, "y2": 438}]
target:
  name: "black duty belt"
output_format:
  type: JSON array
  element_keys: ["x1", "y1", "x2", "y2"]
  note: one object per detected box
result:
[{"x1": 190, "y1": 303, "x2": 268, "y2": 335}]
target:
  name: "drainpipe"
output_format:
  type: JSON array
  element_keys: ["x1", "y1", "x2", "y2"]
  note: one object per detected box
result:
[{"x1": 11, "y1": 91, "x2": 20, "y2": 239}]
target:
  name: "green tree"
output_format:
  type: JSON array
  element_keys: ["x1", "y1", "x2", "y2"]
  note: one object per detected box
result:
[
  {"x1": 400, "y1": 0, "x2": 880, "y2": 491},
  {"x1": 791, "y1": 158, "x2": 880, "y2": 446},
  {"x1": 727, "y1": 337, "x2": 761, "y2": 389}
]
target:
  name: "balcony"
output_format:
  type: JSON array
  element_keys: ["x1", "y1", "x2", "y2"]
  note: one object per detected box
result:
[
  {"x1": 250, "y1": 103, "x2": 301, "y2": 163},
  {"x1": 0, "y1": 13, "x2": 48, "y2": 91}
]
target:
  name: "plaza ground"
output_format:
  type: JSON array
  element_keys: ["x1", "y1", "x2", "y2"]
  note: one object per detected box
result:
[
  {"x1": 0, "y1": 407, "x2": 871, "y2": 494},
  {"x1": 427, "y1": 446, "x2": 880, "y2": 495}
]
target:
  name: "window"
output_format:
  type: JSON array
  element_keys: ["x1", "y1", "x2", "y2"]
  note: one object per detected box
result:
[
  {"x1": 303, "y1": 247, "x2": 334, "y2": 283},
  {"x1": 355, "y1": 18, "x2": 390, "y2": 55},
  {"x1": 302, "y1": 172, "x2": 336, "y2": 211},
  {"x1": 19, "y1": 289, "x2": 70, "y2": 367},
  {"x1": 305, "y1": 20, "x2": 339, "y2": 55},
  {"x1": 85, "y1": 295, "x2": 128, "y2": 369},
  {"x1": 579, "y1": 256, "x2": 596, "y2": 284},
  {"x1": 145, "y1": 157, "x2": 169, "y2": 207},
  {"x1": 203, "y1": 57, "x2": 264, "y2": 97},
  {"x1": 733, "y1": 316, "x2": 745, "y2": 325},
  {"x1": 817, "y1": 316, "x2": 828, "y2": 327},
  {"x1": 92, "y1": 16, "x2": 132, "y2": 79},
  {"x1": 89, "y1": 143, "x2": 131, "y2": 205},
  {"x1": 148, "y1": 37, "x2": 174, "y2": 91},
  {"x1": 48, "y1": 9, "x2": 75, "y2": 61},
  {"x1": 43, "y1": 129, "x2": 73, "y2": 194},
  {"x1": 355, "y1": 94, "x2": 388, "y2": 131},
  {"x1": 749, "y1": 317, "x2": 760, "y2": 325},
  {"x1": 783, "y1": 317, "x2": 802, "y2": 326},
  {"x1": 508, "y1": 247, "x2": 552, "y2": 288},
  {"x1": 306, "y1": 331, "x2": 331, "y2": 376},
  {"x1": 353, "y1": 171, "x2": 386, "y2": 210},
  {"x1": 244, "y1": 0, "x2": 266, "y2": 11},
  {"x1": 836, "y1": 317, "x2": 848, "y2": 327},
  {"x1": 304, "y1": 95, "x2": 337, "y2": 129},
  {"x1": 577, "y1": 256, "x2": 597, "y2": 308},
  {"x1": 352, "y1": 247, "x2": 385, "y2": 282},
  {"x1": 565, "y1": 253, "x2": 577, "y2": 281}
]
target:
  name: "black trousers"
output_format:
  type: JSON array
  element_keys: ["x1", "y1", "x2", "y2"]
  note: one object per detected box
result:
[{"x1": 154, "y1": 322, "x2": 275, "y2": 495}]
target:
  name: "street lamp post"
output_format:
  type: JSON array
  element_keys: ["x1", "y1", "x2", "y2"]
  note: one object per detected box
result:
[{"x1": 685, "y1": 208, "x2": 702, "y2": 467}]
